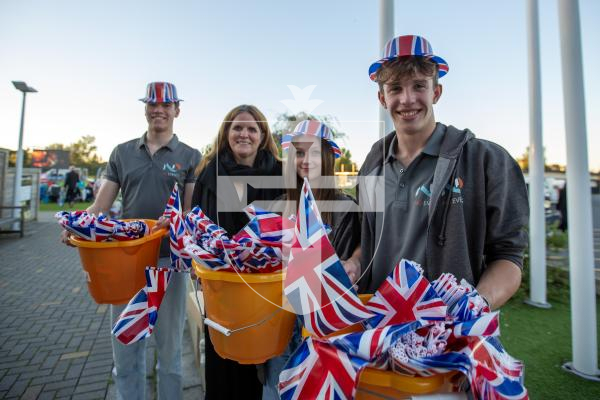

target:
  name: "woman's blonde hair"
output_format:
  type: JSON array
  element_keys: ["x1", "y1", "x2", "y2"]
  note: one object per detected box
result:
[{"x1": 196, "y1": 104, "x2": 279, "y2": 175}]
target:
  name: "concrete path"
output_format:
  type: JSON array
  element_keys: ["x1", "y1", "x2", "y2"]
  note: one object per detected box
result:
[{"x1": 0, "y1": 214, "x2": 204, "y2": 399}]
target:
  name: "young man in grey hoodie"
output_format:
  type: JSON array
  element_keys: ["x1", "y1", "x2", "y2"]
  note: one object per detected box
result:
[{"x1": 343, "y1": 35, "x2": 528, "y2": 310}]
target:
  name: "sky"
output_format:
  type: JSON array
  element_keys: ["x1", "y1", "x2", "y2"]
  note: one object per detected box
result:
[{"x1": 1, "y1": 0, "x2": 599, "y2": 170}]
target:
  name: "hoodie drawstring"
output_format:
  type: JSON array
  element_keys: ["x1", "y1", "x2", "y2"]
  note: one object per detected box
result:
[{"x1": 437, "y1": 148, "x2": 464, "y2": 247}]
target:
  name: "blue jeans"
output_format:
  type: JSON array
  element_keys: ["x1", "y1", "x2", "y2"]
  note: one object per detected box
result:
[
  {"x1": 110, "y1": 259, "x2": 186, "y2": 400},
  {"x1": 262, "y1": 319, "x2": 303, "y2": 400}
]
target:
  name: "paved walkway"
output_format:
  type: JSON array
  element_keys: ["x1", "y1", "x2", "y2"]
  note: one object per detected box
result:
[{"x1": 0, "y1": 214, "x2": 204, "y2": 399}]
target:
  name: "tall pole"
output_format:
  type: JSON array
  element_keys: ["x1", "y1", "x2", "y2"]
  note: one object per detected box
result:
[
  {"x1": 379, "y1": 0, "x2": 394, "y2": 137},
  {"x1": 525, "y1": 0, "x2": 550, "y2": 309},
  {"x1": 558, "y1": 0, "x2": 599, "y2": 380},
  {"x1": 13, "y1": 92, "x2": 27, "y2": 229}
]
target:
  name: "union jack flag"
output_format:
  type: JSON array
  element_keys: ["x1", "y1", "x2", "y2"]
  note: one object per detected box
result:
[
  {"x1": 55, "y1": 211, "x2": 115, "y2": 242},
  {"x1": 329, "y1": 322, "x2": 422, "y2": 363},
  {"x1": 164, "y1": 184, "x2": 192, "y2": 272},
  {"x1": 432, "y1": 273, "x2": 490, "y2": 321},
  {"x1": 279, "y1": 338, "x2": 369, "y2": 400},
  {"x1": 279, "y1": 323, "x2": 421, "y2": 399},
  {"x1": 184, "y1": 206, "x2": 229, "y2": 244},
  {"x1": 460, "y1": 336, "x2": 528, "y2": 400},
  {"x1": 365, "y1": 259, "x2": 447, "y2": 329},
  {"x1": 452, "y1": 312, "x2": 500, "y2": 338},
  {"x1": 112, "y1": 220, "x2": 149, "y2": 241},
  {"x1": 284, "y1": 178, "x2": 373, "y2": 337},
  {"x1": 183, "y1": 205, "x2": 287, "y2": 273},
  {"x1": 112, "y1": 267, "x2": 172, "y2": 345},
  {"x1": 233, "y1": 204, "x2": 291, "y2": 246},
  {"x1": 389, "y1": 346, "x2": 472, "y2": 378}
]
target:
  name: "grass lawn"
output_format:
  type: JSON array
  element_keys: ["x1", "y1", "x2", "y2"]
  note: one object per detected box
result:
[
  {"x1": 39, "y1": 201, "x2": 92, "y2": 212},
  {"x1": 501, "y1": 280, "x2": 600, "y2": 399}
]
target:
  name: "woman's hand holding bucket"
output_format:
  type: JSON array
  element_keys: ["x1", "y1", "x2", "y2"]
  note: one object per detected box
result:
[{"x1": 153, "y1": 215, "x2": 170, "y2": 232}]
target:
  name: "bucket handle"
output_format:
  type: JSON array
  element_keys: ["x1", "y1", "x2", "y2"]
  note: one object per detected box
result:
[
  {"x1": 204, "y1": 318, "x2": 232, "y2": 336},
  {"x1": 193, "y1": 276, "x2": 285, "y2": 337}
]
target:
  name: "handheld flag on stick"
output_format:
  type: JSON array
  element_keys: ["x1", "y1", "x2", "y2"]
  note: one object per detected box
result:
[
  {"x1": 283, "y1": 178, "x2": 373, "y2": 337},
  {"x1": 112, "y1": 267, "x2": 172, "y2": 345}
]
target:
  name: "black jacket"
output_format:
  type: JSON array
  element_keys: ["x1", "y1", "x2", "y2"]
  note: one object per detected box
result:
[{"x1": 357, "y1": 123, "x2": 529, "y2": 292}]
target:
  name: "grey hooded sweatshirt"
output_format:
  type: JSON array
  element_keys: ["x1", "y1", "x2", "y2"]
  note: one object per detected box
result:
[{"x1": 357, "y1": 123, "x2": 529, "y2": 293}]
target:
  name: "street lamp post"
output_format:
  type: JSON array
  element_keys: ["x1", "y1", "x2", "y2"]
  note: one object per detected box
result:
[{"x1": 11, "y1": 81, "x2": 37, "y2": 230}]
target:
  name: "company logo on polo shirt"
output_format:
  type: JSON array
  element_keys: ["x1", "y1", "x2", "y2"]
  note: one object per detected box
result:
[
  {"x1": 443, "y1": 177, "x2": 464, "y2": 205},
  {"x1": 414, "y1": 177, "x2": 464, "y2": 207},
  {"x1": 163, "y1": 162, "x2": 182, "y2": 177},
  {"x1": 414, "y1": 183, "x2": 432, "y2": 206}
]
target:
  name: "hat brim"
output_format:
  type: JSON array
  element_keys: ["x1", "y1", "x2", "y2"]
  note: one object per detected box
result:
[
  {"x1": 368, "y1": 54, "x2": 449, "y2": 81},
  {"x1": 281, "y1": 134, "x2": 341, "y2": 159},
  {"x1": 139, "y1": 98, "x2": 183, "y2": 103}
]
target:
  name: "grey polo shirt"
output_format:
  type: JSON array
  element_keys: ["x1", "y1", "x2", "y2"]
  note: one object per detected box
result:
[
  {"x1": 370, "y1": 123, "x2": 445, "y2": 278},
  {"x1": 105, "y1": 133, "x2": 201, "y2": 254}
]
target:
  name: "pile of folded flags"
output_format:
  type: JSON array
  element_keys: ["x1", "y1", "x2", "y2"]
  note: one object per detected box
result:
[
  {"x1": 182, "y1": 204, "x2": 291, "y2": 273},
  {"x1": 55, "y1": 211, "x2": 149, "y2": 242},
  {"x1": 278, "y1": 259, "x2": 528, "y2": 400}
]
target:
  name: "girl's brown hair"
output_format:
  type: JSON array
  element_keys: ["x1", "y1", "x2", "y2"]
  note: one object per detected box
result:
[{"x1": 284, "y1": 137, "x2": 340, "y2": 226}]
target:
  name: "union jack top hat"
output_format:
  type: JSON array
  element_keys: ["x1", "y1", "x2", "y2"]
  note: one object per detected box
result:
[
  {"x1": 368, "y1": 34, "x2": 449, "y2": 81},
  {"x1": 139, "y1": 82, "x2": 182, "y2": 103},
  {"x1": 281, "y1": 120, "x2": 342, "y2": 159}
]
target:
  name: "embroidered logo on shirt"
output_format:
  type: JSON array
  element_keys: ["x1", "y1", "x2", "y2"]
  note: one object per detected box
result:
[
  {"x1": 441, "y1": 177, "x2": 464, "y2": 205},
  {"x1": 163, "y1": 163, "x2": 182, "y2": 177},
  {"x1": 414, "y1": 177, "x2": 464, "y2": 207},
  {"x1": 414, "y1": 183, "x2": 432, "y2": 207}
]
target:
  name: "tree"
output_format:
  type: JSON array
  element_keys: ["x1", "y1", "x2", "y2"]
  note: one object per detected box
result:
[
  {"x1": 46, "y1": 143, "x2": 69, "y2": 151},
  {"x1": 200, "y1": 143, "x2": 213, "y2": 157},
  {"x1": 335, "y1": 147, "x2": 357, "y2": 173},
  {"x1": 69, "y1": 135, "x2": 104, "y2": 174},
  {"x1": 8, "y1": 148, "x2": 33, "y2": 168},
  {"x1": 517, "y1": 145, "x2": 549, "y2": 173},
  {"x1": 44, "y1": 136, "x2": 105, "y2": 175}
]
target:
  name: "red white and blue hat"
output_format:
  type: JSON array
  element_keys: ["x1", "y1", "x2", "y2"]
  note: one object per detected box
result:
[
  {"x1": 139, "y1": 82, "x2": 182, "y2": 103},
  {"x1": 281, "y1": 120, "x2": 342, "y2": 158},
  {"x1": 368, "y1": 34, "x2": 449, "y2": 81}
]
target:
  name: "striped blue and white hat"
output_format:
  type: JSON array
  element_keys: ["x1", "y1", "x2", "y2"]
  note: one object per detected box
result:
[
  {"x1": 369, "y1": 35, "x2": 449, "y2": 81},
  {"x1": 139, "y1": 82, "x2": 182, "y2": 103},
  {"x1": 281, "y1": 120, "x2": 341, "y2": 158}
]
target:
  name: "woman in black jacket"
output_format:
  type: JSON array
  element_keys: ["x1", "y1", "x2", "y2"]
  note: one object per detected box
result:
[{"x1": 192, "y1": 104, "x2": 283, "y2": 400}]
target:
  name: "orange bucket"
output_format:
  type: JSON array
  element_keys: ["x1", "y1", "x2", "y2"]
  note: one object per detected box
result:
[
  {"x1": 193, "y1": 260, "x2": 296, "y2": 364},
  {"x1": 355, "y1": 368, "x2": 459, "y2": 399},
  {"x1": 302, "y1": 294, "x2": 462, "y2": 398},
  {"x1": 68, "y1": 219, "x2": 167, "y2": 305}
]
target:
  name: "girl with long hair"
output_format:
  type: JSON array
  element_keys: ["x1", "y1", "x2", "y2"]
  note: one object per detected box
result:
[{"x1": 262, "y1": 120, "x2": 361, "y2": 399}]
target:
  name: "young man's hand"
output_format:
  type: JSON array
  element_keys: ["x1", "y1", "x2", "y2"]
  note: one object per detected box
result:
[{"x1": 60, "y1": 229, "x2": 75, "y2": 247}]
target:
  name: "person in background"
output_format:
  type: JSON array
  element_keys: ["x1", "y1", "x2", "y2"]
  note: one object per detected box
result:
[
  {"x1": 192, "y1": 104, "x2": 283, "y2": 400},
  {"x1": 61, "y1": 82, "x2": 200, "y2": 400},
  {"x1": 557, "y1": 183, "x2": 568, "y2": 231},
  {"x1": 64, "y1": 166, "x2": 80, "y2": 207}
]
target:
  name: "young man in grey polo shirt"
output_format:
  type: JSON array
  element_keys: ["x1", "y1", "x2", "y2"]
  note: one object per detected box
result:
[
  {"x1": 343, "y1": 35, "x2": 528, "y2": 311},
  {"x1": 65, "y1": 82, "x2": 200, "y2": 399}
]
